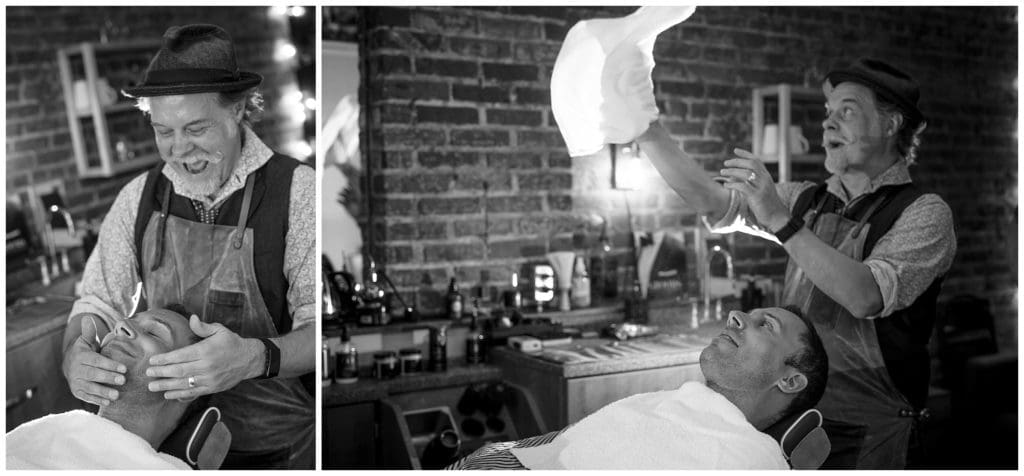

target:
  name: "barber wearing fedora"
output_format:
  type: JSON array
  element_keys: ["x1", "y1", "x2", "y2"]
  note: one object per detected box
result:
[
  {"x1": 61, "y1": 24, "x2": 315, "y2": 469},
  {"x1": 634, "y1": 58, "x2": 956, "y2": 468}
]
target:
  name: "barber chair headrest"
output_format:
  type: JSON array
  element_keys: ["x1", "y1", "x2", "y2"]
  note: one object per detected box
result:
[
  {"x1": 158, "y1": 406, "x2": 232, "y2": 470},
  {"x1": 764, "y1": 408, "x2": 830, "y2": 470}
]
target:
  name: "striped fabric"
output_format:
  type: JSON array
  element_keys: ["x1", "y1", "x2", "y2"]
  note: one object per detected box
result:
[{"x1": 445, "y1": 429, "x2": 566, "y2": 470}]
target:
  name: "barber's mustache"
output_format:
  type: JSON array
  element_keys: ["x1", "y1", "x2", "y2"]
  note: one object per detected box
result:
[{"x1": 167, "y1": 150, "x2": 225, "y2": 164}]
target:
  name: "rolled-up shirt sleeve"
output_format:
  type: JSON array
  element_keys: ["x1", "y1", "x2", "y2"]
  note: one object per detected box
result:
[
  {"x1": 863, "y1": 194, "x2": 956, "y2": 318},
  {"x1": 285, "y1": 165, "x2": 317, "y2": 329},
  {"x1": 69, "y1": 174, "x2": 146, "y2": 332}
]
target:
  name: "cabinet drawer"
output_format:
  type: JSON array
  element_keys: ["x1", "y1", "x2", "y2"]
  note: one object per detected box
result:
[
  {"x1": 6, "y1": 327, "x2": 82, "y2": 431},
  {"x1": 565, "y1": 364, "x2": 703, "y2": 425}
]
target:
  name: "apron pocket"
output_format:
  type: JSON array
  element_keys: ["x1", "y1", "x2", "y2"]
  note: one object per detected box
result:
[{"x1": 207, "y1": 290, "x2": 245, "y2": 333}]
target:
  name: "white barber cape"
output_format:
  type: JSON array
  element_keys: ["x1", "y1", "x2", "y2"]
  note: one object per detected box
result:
[
  {"x1": 550, "y1": 6, "x2": 696, "y2": 157},
  {"x1": 6, "y1": 410, "x2": 190, "y2": 470},
  {"x1": 511, "y1": 381, "x2": 789, "y2": 470}
]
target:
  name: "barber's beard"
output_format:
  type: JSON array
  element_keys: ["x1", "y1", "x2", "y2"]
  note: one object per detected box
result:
[{"x1": 170, "y1": 150, "x2": 233, "y2": 199}]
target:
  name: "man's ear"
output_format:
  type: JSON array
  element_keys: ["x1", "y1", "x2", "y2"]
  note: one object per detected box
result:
[
  {"x1": 886, "y1": 112, "x2": 904, "y2": 137},
  {"x1": 775, "y1": 370, "x2": 808, "y2": 395}
]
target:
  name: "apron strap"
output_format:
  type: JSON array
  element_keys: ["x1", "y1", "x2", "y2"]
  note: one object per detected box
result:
[
  {"x1": 806, "y1": 190, "x2": 830, "y2": 230},
  {"x1": 850, "y1": 190, "x2": 893, "y2": 240},
  {"x1": 233, "y1": 174, "x2": 256, "y2": 250},
  {"x1": 151, "y1": 183, "x2": 173, "y2": 272}
]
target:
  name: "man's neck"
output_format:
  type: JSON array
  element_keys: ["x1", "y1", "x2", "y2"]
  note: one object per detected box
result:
[
  {"x1": 708, "y1": 384, "x2": 784, "y2": 431},
  {"x1": 838, "y1": 151, "x2": 901, "y2": 199},
  {"x1": 98, "y1": 400, "x2": 183, "y2": 450}
]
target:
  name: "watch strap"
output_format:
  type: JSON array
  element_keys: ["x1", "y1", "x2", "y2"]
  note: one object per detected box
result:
[
  {"x1": 773, "y1": 215, "x2": 805, "y2": 244},
  {"x1": 255, "y1": 337, "x2": 280, "y2": 379}
]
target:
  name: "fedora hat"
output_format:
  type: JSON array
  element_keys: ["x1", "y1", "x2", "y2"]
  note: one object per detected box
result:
[
  {"x1": 123, "y1": 24, "x2": 262, "y2": 97},
  {"x1": 825, "y1": 57, "x2": 924, "y2": 127}
]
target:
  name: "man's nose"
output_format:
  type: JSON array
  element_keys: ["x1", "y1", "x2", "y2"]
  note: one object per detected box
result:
[
  {"x1": 114, "y1": 321, "x2": 136, "y2": 338},
  {"x1": 728, "y1": 311, "x2": 745, "y2": 329},
  {"x1": 170, "y1": 133, "x2": 193, "y2": 158},
  {"x1": 822, "y1": 111, "x2": 838, "y2": 131}
]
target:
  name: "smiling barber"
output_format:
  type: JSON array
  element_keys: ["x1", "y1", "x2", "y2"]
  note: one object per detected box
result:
[
  {"x1": 60, "y1": 24, "x2": 316, "y2": 469},
  {"x1": 636, "y1": 58, "x2": 956, "y2": 469}
]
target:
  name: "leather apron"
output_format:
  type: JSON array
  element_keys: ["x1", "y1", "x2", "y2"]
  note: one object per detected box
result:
[
  {"x1": 139, "y1": 175, "x2": 314, "y2": 458},
  {"x1": 781, "y1": 190, "x2": 914, "y2": 469}
]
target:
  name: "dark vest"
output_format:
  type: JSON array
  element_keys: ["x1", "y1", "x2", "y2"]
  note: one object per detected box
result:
[
  {"x1": 134, "y1": 154, "x2": 303, "y2": 335},
  {"x1": 791, "y1": 183, "x2": 944, "y2": 409}
]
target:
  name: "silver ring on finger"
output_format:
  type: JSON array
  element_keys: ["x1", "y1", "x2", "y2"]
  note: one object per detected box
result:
[
  {"x1": 748, "y1": 171, "x2": 757, "y2": 182},
  {"x1": 187, "y1": 375, "x2": 197, "y2": 388}
]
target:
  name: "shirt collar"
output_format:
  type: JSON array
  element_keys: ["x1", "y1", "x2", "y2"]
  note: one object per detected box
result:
[
  {"x1": 824, "y1": 159, "x2": 913, "y2": 204},
  {"x1": 161, "y1": 127, "x2": 273, "y2": 208}
]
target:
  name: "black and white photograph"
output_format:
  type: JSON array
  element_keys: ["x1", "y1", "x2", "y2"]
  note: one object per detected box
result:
[
  {"x1": 318, "y1": 5, "x2": 1017, "y2": 471},
  {"x1": 6, "y1": 5, "x2": 317, "y2": 469}
]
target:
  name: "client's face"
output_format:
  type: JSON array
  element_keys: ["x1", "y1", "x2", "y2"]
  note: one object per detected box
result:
[
  {"x1": 699, "y1": 307, "x2": 807, "y2": 392},
  {"x1": 99, "y1": 309, "x2": 194, "y2": 398}
]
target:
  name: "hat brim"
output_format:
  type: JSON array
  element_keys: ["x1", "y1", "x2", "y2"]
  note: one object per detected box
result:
[{"x1": 122, "y1": 71, "x2": 262, "y2": 98}]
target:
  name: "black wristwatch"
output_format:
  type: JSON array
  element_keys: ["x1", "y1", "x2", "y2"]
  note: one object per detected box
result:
[
  {"x1": 255, "y1": 337, "x2": 280, "y2": 379},
  {"x1": 773, "y1": 215, "x2": 805, "y2": 244}
]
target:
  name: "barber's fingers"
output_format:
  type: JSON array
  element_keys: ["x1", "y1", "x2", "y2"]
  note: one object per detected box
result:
[
  {"x1": 188, "y1": 314, "x2": 223, "y2": 339},
  {"x1": 722, "y1": 180, "x2": 755, "y2": 197},
  {"x1": 145, "y1": 361, "x2": 196, "y2": 379},
  {"x1": 148, "y1": 342, "x2": 203, "y2": 366},
  {"x1": 161, "y1": 386, "x2": 212, "y2": 401},
  {"x1": 719, "y1": 167, "x2": 758, "y2": 182},
  {"x1": 78, "y1": 350, "x2": 127, "y2": 374},
  {"x1": 73, "y1": 379, "x2": 120, "y2": 405},
  {"x1": 147, "y1": 376, "x2": 195, "y2": 392},
  {"x1": 79, "y1": 363, "x2": 127, "y2": 386}
]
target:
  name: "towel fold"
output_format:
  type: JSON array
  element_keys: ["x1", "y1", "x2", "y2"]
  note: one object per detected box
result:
[
  {"x1": 6, "y1": 410, "x2": 190, "y2": 470},
  {"x1": 550, "y1": 6, "x2": 696, "y2": 157},
  {"x1": 511, "y1": 381, "x2": 789, "y2": 469}
]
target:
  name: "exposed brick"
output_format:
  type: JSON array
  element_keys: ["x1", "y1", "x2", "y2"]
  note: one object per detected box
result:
[
  {"x1": 449, "y1": 37, "x2": 512, "y2": 59},
  {"x1": 486, "y1": 195, "x2": 543, "y2": 213},
  {"x1": 485, "y1": 152, "x2": 542, "y2": 168},
  {"x1": 482, "y1": 63, "x2": 538, "y2": 82},
  {"x1": 548, "y1": 194, "x2": 572, "y2": 211},
  {"x1": 378, "y1": 173, "x2": 452, "y2": 194},
  {"x1": 488, "y1": 237, "x2": 547, "y2": 258},
  {"x1": 452, "y1": 84, "x2": 509, "y2": 103},
  {"x1": 517, "y1": 130, "x2": 564, "y2": 148},
  {"x1": 512, "y1": 42, "x2": 561, "y2": 63},
  {"x1": 485, "y1": 108, "x2": 543, "y2": 126},
  {"x1": 418, "y1": 197, "x2": 481, "y2": 215},
  {"x1": 418, "y1": 151, "x2": 481, "y2": 168},
  {"x1": 478, "y1": 17, "x2": 543, "y2": 39},
  {"x1": 452, "y1": 168, "x2": 513, "y2": 191},
  {"x1": 373, "y1": 54, "x2": 412, "y2": 75},
  {"x1": 450, "y1": 129, "x2": 510, "y2": 147},
  {"x1": 375, "y1": 79, "x2": 449, "y2": 100},
  {"x1": 416, "y1": 105, "x2": 479, "y2": 124},
  {"x1": 659, "y1": 81, "x2": 705, "y2": 97},
  {"x1": 518, "y1": 171, "x2": 572, "y2": 191},
  {"x1": 415, "y1": 57, "x2": 479, "y2": 78},
  {"x1": 410, "y1": 9, "x2": 476, "y2": 35},
  {"x1": 512, "y1": 87, "x2": 550, "y2": 105},
  {"x1": 424, "y1": 242, "x2": 486, "y2": 262},
  {"x1": 380, "y1": 126, "x2": 447, "y2": 147},
  {"x1": 366, "y1": 7, "x2": 412, "y2": 28},
  {"x1": 369, "y1": 149, "x2": 414, "y2": 169}
]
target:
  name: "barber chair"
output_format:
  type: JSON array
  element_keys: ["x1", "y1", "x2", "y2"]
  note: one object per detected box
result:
[
  {"x1": 158, "y1": 407, "x2": 232, "y2": 470},
  {"x1": 764, "y1": 408, "x2": 830, "y2": 470}
]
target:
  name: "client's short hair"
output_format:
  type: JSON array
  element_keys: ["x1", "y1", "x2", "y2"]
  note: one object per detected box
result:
[{"x1": 780, "y1": 305, "x2": 829, "y2": 419}]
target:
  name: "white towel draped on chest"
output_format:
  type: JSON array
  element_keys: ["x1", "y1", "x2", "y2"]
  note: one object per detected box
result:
[
  {"x1": 5, "y1": 410, "x2": 190, "y2": 470},
  {"x1": 550, "y1": 6, "x2": 696, "y2": 157},
  {"x1": 510, "y1": 381, "x2": 789, "y2": 469}
]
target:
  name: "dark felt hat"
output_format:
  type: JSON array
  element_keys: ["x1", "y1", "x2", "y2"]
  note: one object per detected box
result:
[
  {"x1": 825, "y1": 57, "x2": 924, "y2": 126},
  {"x1": 122, "y1": 24, "x2": 262, "y2": 97}
]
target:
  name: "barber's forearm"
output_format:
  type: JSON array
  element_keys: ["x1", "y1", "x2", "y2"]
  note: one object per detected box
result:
[
  {"x1": 242, "y1": 323, "x2": 317, "y2": 379},
  {"x1": 637, "y1": 121, "x2": 732, "y2": 217},
  {"x1": 782, "y1": 227, "x2": 884, "y2": 318}
]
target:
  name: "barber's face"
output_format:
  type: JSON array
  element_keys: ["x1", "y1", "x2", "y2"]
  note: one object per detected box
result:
[
  {"x1": 149, "y1": 93, "x2": 243, "y2": 197},
  {"x1": 100, "y1": 309, "x2": 194, "y2": 386},
  {"x1": 700, "y1": 307, "x2": 807, "y2": 392},
  {"x1": 821, "y1": 81, "x2": 888, "y2": 175}
]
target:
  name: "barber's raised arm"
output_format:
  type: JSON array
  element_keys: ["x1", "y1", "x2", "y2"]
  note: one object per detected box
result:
[{"x1": 637, "y1": 121, "x2": 733, "y2": 220}]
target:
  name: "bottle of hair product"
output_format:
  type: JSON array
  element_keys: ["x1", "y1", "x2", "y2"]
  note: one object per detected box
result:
[
  {"x1": 428, "y1": 325, "x2": 448, "y2": 372},
  {"x1": 321, "y1": 341, "x2": 333, "y2": 386},
  {"x1": 446, "y1": 277, "x2": 464, "y2": 322},
  {"x1": 570, "y1": 256, "x2": 591, "y2": 308},
  {"x1": 465, "y1": 299, "x2": 484, "y2": 365}
]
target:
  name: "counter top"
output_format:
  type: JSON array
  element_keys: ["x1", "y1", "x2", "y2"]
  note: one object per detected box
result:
[
  {"x1": 490, "y1": 321, "x2": 724, "y2": 379},
  {"x1": 322, "y1": 362, "x2": 503, "y2": 407},
  {"x1": 6, "y1": 298, "x2": 75, "y2": 351}
]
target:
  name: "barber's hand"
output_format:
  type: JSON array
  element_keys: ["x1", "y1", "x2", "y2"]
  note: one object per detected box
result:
[
  {"x1": 62, "y1": 316, "x2": 126, "y2": 407},
  {"x1": 720, "y1": 148, "x2": 791, "y2": 231},
  {"x1": 145, "y1": 315, "x2": 259, "y2": 400}
]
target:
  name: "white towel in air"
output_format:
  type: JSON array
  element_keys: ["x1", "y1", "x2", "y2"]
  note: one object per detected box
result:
[
  {"x1": 510, "y1": 381, "x2": 789, "y2": 469},
  {"x1": 550, "y1": 6, "x2": 696, "y2": 157},
  {"x1": 6, "y1": 410, "x2": 190, "y2": 470}
]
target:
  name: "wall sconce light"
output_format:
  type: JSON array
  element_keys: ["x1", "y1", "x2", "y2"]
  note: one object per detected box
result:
[{"x1": 611, "y1": 142, "x2": 643, "y2": 190}]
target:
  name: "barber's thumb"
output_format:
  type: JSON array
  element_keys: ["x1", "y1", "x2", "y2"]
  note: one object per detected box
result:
[
  {"x1": 189, "y1": 314, "x2": 218, "y2": 338},
  {"x1": 81, "y1": 316, "x2": 99, "y2": 349}
]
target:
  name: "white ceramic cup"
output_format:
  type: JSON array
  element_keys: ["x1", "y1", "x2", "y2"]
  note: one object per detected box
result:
[{"x1": 762, "y1": 124, "x2": 779, "y2": 156}]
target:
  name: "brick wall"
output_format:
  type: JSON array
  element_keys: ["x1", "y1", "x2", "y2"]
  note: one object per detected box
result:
[
  {"x1": 6, "y1": 6, "x2": 303, "y2": 222},
  {"x1": 333, "y1": 6, "x2": 1017, "y2": 348}
]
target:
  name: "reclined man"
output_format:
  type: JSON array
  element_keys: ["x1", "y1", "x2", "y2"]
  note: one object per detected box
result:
[
  {"x1": 451, "y1": 305, "x2": 829, "y2": 470},
  {"x1": 7, "y1": 306, "x2": 205, "y2": 470}
]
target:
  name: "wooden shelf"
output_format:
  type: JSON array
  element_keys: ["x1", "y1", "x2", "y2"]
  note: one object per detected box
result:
[{"x1": 751, "y1": 84, "x2": 824, "y2": 183}]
